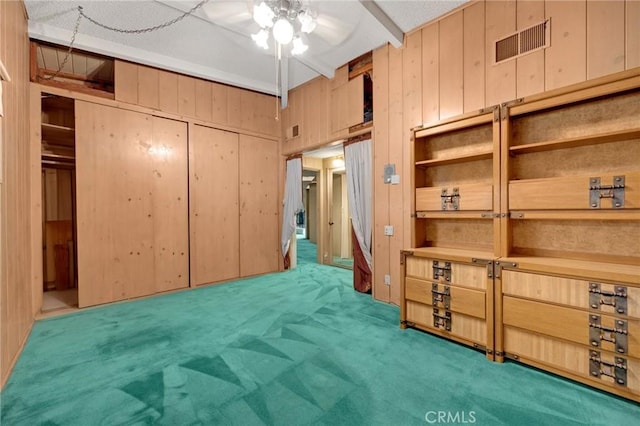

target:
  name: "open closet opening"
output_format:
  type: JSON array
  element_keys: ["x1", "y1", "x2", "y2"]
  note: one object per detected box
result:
[{"x1": 41, "y1": 94, "x2": 78, "y2": 312}]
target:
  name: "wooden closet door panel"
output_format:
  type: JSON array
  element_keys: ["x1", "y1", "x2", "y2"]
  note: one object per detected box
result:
[
  {"x1": 76, "y1": 101, "x2": 155, "y2": 307},
  {"x1": 151, "y1": 117, "x2": 189, "y2": 292},
  {"x1": 190, "y1": 125, "x2": 240, "y2": 285},
  {"x1": 239, "y1": 135, "x2": 279, "y2": 277}
]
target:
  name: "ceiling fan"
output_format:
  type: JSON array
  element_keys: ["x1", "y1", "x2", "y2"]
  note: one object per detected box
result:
[{"x1": 201, "y1": 0, "x2": 358, "y2": 105}]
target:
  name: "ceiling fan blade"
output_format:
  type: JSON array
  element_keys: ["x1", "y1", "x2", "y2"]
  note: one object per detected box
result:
[
  {"x1": 202, "y1": 0, "x2": 253, "y2": 25},
  {"x1": 311, "y1": 11, "x2": 359, "y2": 46}
]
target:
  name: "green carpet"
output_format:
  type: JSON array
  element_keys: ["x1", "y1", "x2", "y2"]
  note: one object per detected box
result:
[
  {"x1": 296, "y1": 238, "x2": 317, "y2": 265},
  {"x1": 1, "y1": 261, "x2": 639, "y2": 425}
]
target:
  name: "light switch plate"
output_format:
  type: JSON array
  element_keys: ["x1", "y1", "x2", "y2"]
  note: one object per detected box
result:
[{"x1": 384, "y1": 225, "x2": 394, "y2": 236}]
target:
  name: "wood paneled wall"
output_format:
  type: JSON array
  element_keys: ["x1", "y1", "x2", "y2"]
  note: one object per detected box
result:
[
  {"x1": 372, "y1": 0, "x2": 640, "y2": 304},
  {"x1": 115, "y1": 61, "x2": 279, "y2": 138},
  {"x1": 1, "y1": 0, "x2": 33, "y2": 387}
]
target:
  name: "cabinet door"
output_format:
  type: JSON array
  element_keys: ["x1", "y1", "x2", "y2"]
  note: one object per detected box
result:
[
  {"x1": 189, "y1": 125, "x2": 240, "y2": 285},
  {"x1": 239, "y1": 135, "x2": 279, "y2": 277},
  {"x1": 330, "y1": 74, "x2": 364, "y2": 133},
  {"x1": 76, "y1": 102, "x2": 189, "y2": 307}
]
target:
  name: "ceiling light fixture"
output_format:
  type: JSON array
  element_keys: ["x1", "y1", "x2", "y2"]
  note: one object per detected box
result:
[{"x1": 251, "y1": 0, "x2": 315, "y2": 56}]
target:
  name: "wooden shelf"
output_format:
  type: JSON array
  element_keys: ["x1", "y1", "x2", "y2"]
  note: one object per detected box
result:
[
  {"x1": 416, "y1": 211, "x2": 495, "y2": 219},
  {"x1": 509, "y1": 128, "x2": 640, "y2": 155},
  {"x1": 405, "y1": 246, "x2": 495, "y2": 263},
  {"x1": 42, "y1": 122, "x2": 75, "y2": 146},
  {"x1": 414, "y1": 113, "x2": 494, "y2": 138},
  {"x1": 509, "y1": 210, "x2": 640, "y2": 220},
  {"x1": 416, "y1": 150, "x2": 493, "y2": 167},
  {"x1": 42, "y1": 153, "x2": 75, "y2": 162},
  {"x1": 497, "y1": 256, "x2": 640, "y2": 284}
]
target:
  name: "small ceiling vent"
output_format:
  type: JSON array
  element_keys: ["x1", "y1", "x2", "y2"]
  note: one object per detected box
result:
[{"x1": 495, "y1": 19, "x2": 550, "y2": 64}]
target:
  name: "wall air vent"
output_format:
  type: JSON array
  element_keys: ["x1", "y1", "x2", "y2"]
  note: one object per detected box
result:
[{"x1": 494, "y1": 19, "x2": 550, "y2": 64}]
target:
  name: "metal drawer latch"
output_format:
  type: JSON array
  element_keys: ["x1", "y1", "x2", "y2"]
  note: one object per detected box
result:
[
  {"x1": 432, "y1": 283, "x2": 451, "y2": 309},
  {"x1": 441, "y1": 188, "x2": 460, "y2": 210},
  {"x1": 432, "y1": 261, "x2": 452, "y2": 282},
  {"x1": 589, "y1": 282, "x2": 627, "y2": 315},
  {"x1": 589, "y1": 315, "x2": 628, "y2": 354},
  {"x1": 590, "y1": 176, "x2": 625, "y2": 209},
  {"x1": 589, "y1": 350, "x2": 627, "y2": 386},
  {"x1": 432, "y1": 308, "x2": 451, "y2": 331}
]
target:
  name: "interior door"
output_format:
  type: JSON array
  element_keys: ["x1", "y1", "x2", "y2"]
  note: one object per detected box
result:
[{"x1": 327, "y1": 167, "x2": 353, "y2": 269}]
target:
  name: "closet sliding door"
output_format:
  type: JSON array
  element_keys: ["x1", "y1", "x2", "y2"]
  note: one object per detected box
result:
[
  {"x1": 75, "y1": 102, "x2": 188, "y2": 307},
  {"x1": 189, "y1": 125, "x2": 240, "y2": 285},
  {"x1": 239, "y1": 135, "x2": 279, "y2": 277}
]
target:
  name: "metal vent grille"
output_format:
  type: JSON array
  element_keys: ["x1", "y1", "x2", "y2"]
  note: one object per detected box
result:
[
  {"x1": 496, "y1": 34, "x2": 519, "y2": 63},
  {"x1": 495, "y1": 19, "x2": 550, "y2": 64},
  {"x1": 520, "y1": 21, "x2": 547, "y2": 54}
]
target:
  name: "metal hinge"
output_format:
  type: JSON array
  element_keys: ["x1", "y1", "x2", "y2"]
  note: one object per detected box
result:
[
  {"x1": 433, "y1": 308, "x2": 452, "y2": 331},
  {"x1": 589, "y1": 176, "x2": 625, "y2": 209},
  {"x1": 432, "y1": 283, "x2": 451, "y2": 309},
  {"x1": 589, "y1": 315, "x2": 628, "y2": 354},
  {"x1": 471, "y1": 258, "x2": 493, "y2": 279},
  {"x1": 433, "y1": 261, "x2": 452, "y2": 282},
  {"x1": 589, "y1": 282, "x2": 627, "y2": 315},
  {"x1": 441, "y1": 188, "x2": 460, "y2": 210},
  {"x1": 589, "y1": 350, "x2": 627, "y2": 386}
]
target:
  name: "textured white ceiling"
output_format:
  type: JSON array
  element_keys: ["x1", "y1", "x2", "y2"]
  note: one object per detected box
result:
[{"x1": 25, "y1": 0, "x2": 469, "y2": 96}]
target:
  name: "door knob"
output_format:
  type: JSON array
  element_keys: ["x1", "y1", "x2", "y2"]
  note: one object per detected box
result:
[{"x1": 329, "y1": 221, "x2": 334, "y2": 225}]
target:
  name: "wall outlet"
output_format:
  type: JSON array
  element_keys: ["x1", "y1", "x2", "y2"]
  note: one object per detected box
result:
[
  {"x1": 384, "y1": 274, "x2": 391, "y2": 285},
  {"x1": 384, "y1": 225, "x2": 394, "y2": 236}
]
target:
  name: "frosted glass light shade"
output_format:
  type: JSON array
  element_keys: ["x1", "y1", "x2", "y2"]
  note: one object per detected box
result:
[
  {"x1": 272, "y1": 18, "x2": 294, "y2": 44},
  {"x1": 253, "y1": 2, "x2": 275, "y2": 28},
  {"x1": 251, "y1": 29, "x2": 269, "y2": 50},
  {"x1": 291, "y1": 36, "x2": 308, "y2": 55}
]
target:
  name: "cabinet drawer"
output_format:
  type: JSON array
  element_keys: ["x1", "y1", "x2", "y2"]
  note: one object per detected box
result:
[
  {"x1": 504, "y1": 327, "x2": 640, "y2": 399},
  {"x1": 503, "y1": 270, "x2": 640, "y2": 318},
  {"x1": 406, "y1": 300, "x2": 486, "y2": 346},
  {"x1": 405, "y1": 277, "x2": 485, "y2": 319},
  {"x1": 509, "y1": 172, "x2": 640, "y2": 210},
  {"x1": 503, "y1": 297, "x2": 640, "y2": 357},
  {"x1": 416, "y1": 183, "x2": 493, "y2": 211},
  {"x1": 405, "y1": 256, "x2": 487, "y2": 289}
]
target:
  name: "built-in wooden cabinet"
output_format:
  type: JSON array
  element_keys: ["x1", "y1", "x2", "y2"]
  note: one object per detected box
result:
[
  {"x1": 496, "y1": 77, "x2": 640, "y2": 402},
  {"x1": 401, "y1": 108, "x2": 500, "y2": 360},
  {"x1": 402, "y1": 73, "x2": 640, "y2": 402},
  {"x1": 401, "y1": 249, "x2": 495, "y2": 360}
]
